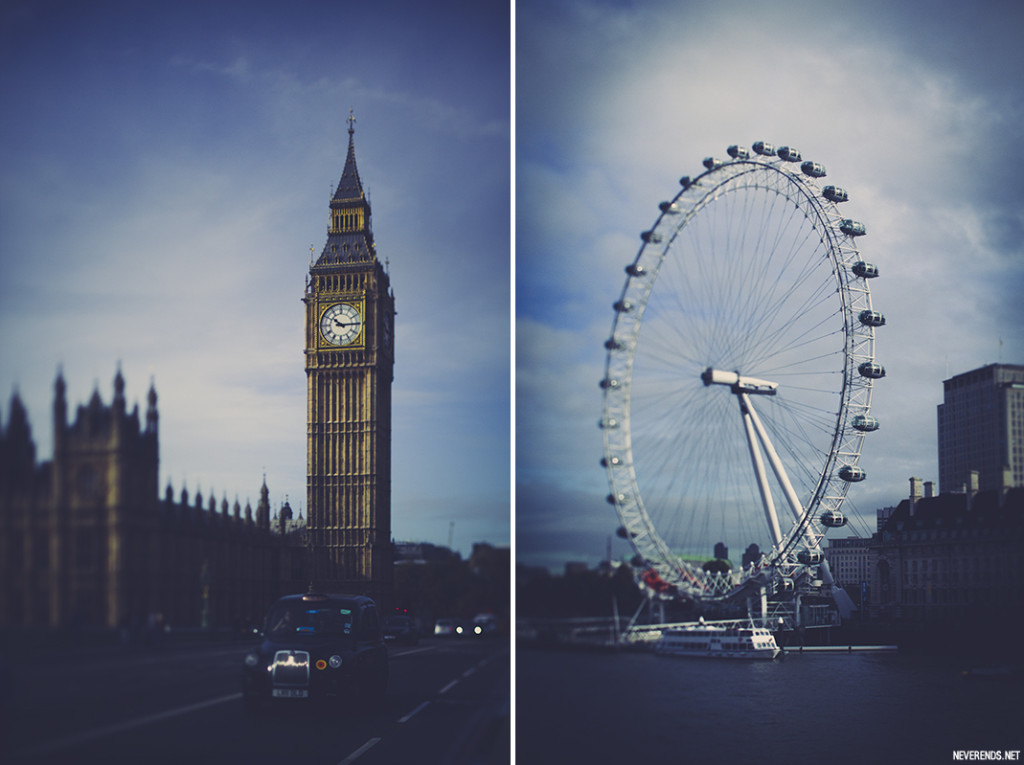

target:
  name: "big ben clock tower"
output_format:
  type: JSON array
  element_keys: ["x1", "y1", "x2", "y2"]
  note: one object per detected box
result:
[{"x1": 304, "y1": 112, "x2": 395, "y2": 604}]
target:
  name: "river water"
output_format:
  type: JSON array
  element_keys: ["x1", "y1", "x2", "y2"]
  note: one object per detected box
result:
[{"x1": 516, "y1": 646, "x2": 1023, "y2": 764}]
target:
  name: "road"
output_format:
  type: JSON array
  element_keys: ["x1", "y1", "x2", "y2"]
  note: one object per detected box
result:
[{"x1": 2, "y1": 635, "x2": 509, "y2": 765}]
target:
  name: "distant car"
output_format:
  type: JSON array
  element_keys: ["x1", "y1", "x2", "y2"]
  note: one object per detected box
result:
[
  {"x1": 471, "y1": 613, "x2": 498, "y2": 637},
  {"x1": 242, "y1": 592, "x2": 388, "y2": 712},
  {"x1": 434, "y1": 618, "x2": 465, "y2": 637},
  {"x1": 383, "y1": 615, "x2": 419, "y2": 645}
]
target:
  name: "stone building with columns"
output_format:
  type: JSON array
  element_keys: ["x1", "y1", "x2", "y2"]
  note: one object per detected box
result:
[{"x1": 867, "y1": 477, "x2": 1023, "y2": 627}]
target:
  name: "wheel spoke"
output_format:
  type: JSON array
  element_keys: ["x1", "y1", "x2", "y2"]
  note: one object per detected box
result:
[{"x1": 602, "y1": 147, "x2": 881, "y2": 605}]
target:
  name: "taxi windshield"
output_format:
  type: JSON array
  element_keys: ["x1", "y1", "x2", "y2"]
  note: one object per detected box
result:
[{"x1": 265, "y1": 602, "x2": 355, "y2": 638}]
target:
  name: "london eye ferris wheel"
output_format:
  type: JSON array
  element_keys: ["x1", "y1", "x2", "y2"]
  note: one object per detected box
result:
[{"x1": 600, "y1": 142, "x2": 884, "y2": 608}]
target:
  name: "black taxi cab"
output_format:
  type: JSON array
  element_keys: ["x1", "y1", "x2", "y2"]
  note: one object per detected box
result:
[{"x1": 242, "y1": 592, "x2": 388, "y2": 712}]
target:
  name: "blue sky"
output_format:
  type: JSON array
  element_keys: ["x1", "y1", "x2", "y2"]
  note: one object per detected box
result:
[
  {"x1": 516, "y1": 0, "x2": 1024, "y2": 570},
  {"x1": 0, "y1": 0, "x2": 510, "y2": 557}
]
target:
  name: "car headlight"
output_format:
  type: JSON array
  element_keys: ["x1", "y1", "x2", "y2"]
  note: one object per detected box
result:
[
  {"x1": 474, "y1": 625, "x2": 483, "y2": 635},
  {"x1": 328, "y1": 654, "x2": 343, "y2": 669},
  {"x1": 244, "y1": 652, "x2": 260, "y2": 668},
  {"x1": 455, "y1": 626, "x2": 463, "y2": 635}
]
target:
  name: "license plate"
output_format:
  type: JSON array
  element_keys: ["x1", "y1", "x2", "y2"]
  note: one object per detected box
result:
[{"x1": 272, "y1": 688, "x2": 309, "y2": 698}]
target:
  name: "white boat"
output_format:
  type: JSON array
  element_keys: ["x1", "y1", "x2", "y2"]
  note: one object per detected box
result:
[{"x1": 655, "y1": 622, "x2": 780, "y2": 661}]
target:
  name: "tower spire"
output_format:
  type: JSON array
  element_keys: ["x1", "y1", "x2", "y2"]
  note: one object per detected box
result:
[
  {"x1": 316, "y1": 109, "x2": 375, "y2": 266},
  {"x1": 333, "y1": 109, "x2": 364, "y2": 203}
]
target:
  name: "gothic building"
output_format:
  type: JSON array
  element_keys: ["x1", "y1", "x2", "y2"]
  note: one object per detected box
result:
[
  {"x1": 0, "y1": 371, "x2": 306, "y2": 631},
  {"x1": 303, "y1": 113, "x2": 395, "y2": 606},
  {"x1": 1, "y1": 116, "x2": 396, "y2": 630}
]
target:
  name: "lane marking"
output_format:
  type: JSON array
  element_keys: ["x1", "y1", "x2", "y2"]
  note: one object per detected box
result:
[
  {"x1": 437, "y1": 648, "x2": 503, "y2": 697},
  {"x1": 15, "y1": 643, "x2": 505, "y2": 761},
  {"x1": 337, "y1": 736, "x2": 381, "y2": 765},
  {"x1": 14, "y1": 692, "x2": 243, "y2": 758},
  {"x1": 398, "y1": 700, "x2": 430, "y2": 723},
  {"x1": 400, "y1": 648, "x2": 501, "y2": 724},
  {"x1": 391, "y1": 645, "x2": 436, "y2": 658},
  {"x1": 476, "y1": 654, "x2": 496, "y2": 670}
]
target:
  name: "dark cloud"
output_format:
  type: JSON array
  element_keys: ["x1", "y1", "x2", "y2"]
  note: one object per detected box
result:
[{"x1": 517, "y1": 480, "x2": 634, "y2": 571}]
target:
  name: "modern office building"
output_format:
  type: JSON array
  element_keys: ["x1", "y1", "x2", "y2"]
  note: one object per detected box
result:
[
  {"x1": 937, "y1": 363, "x2": 1024, "y2": 494},
  {"x1": 825, "y1": 536, "x2": 871, "y2": 608},
  {"x1": 825, "y1": 537, "x2": 870, "y2": 588}
]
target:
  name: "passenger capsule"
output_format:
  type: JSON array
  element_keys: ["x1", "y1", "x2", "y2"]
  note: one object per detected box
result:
[
  {"x1": 601, "y1": 455, "x2": 623, "y2": 467},
  {"x1": 852, "y1": 261, "x2": 879, "y2": 279},
  {"x1": 797, "y1": 549, "x2": 822, "y2": 565},
  {"x1": 641, "y1": 230, "x2": 662, "y2": 243},
  {"x1": 703, "y1": 157, "x2": 724, "y2": 170},
  {"x1": 606, "y1": 492, "x2": 629, "y2": 505},
  {"x1": 823, "y1": 185, "x2": 849, "y2": 203},
  {"x1": 820, "y1": 510, "x2": 847, "y2": 528},
  {"x1": 858, "y1": 362, "x2": 886, "y2": 379},
  {"x1": 839, "y1": 465, "x2": 867, "y2": 482},
  {"x1": 752, "y1": 141, "x2": 776, "y2": 156},
  {"x1": 801, "y1": 161, "x2": 827, "y2": 178},
  {"x1": 777, "y1": 146, "x2": 802, "y2": 162},
  {"x1": 840, "y1": 219, "x2": 867, "y2": 237},
  {"x1": 613, "y1": 300, "x2": 634, "y2": 313},
  {"x1": 852, "y1": 415, "x2": 880, "y2": 432},
  {"x1": 727, "y1": 145, "x2": 751, "y2": 159},
  {"x1": 659, "y1": 201, "x2": 680, "y2": 214},
  {"x1": 599, "y1": 377, "x2": 620, "y2": 390},
  {"x1": 604, "y1": 337, "x2": 622, "y2": 350},
  {"x1": 598, "y1": 417, "x2": 619, "y2": 429},
  {"x1": 858, "y1": 309, "x2": 886, "y2": 327},
  {"x1": 679, "y1": 176, "x2": 693, "y2": 189},
  {"x1": 626, "y1": 263, "x2": 646, "y2": 276}
]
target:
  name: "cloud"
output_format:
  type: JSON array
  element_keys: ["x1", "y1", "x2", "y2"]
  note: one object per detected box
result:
[
  {"x1": 517, "y1": 480, "x2": 632, "y2": 572},
  {"x1": 170, "y1": 53, "x2": 253, "y2": 81},
  {"x1": 516, "y1": 0, "x2": 1024, "y2": 567}
]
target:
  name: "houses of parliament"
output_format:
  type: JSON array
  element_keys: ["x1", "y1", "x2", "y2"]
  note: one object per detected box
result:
[{"x1": 0, "y1": 117, "x2": 395, "y2": 631}]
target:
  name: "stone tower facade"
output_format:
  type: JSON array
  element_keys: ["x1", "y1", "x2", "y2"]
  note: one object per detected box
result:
[{"x1": 303, "y1": 114, "x2": 395, "y2": 604}]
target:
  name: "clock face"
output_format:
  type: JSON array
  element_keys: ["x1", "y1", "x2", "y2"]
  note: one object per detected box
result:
[{"x1": 320, "y1": 303, "x2": 362, "y2": 346}]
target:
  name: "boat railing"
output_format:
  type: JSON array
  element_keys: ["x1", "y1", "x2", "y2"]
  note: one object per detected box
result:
[{"x1": 622, "y1": 617, "x2": 774, "y2": 645}]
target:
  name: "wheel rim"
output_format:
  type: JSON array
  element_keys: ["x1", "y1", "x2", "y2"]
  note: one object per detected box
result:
[{"x1": 601, "y1": 148, "x2": 880, "y2": 602}]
